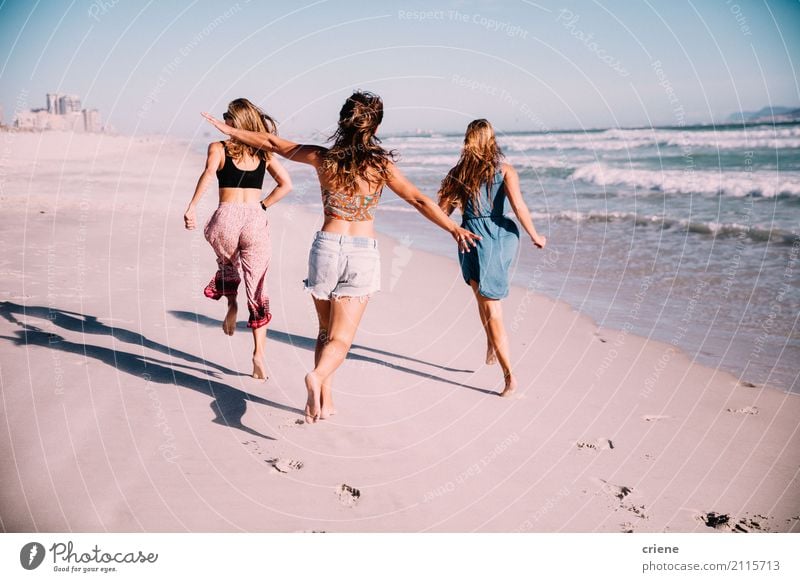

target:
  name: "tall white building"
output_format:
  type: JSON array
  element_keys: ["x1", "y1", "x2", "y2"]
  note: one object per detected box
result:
[
  {"x1": 46, "y1": 93, "x2": 58, "y2": 114},
  {"x1": 58, "y1": 95, "x2": 81, "y2": 114},
  {"x1": 83, "y1": 109, "x2": 101, "y2": 133}
]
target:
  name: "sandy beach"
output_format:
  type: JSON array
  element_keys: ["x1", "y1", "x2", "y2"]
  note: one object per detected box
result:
[{"x1": 1, "y1": 131, "x2": 798, "y2": 533}]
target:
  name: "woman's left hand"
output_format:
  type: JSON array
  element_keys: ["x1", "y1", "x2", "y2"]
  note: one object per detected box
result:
[
  {"x1": 184, "y1": 206, "x2": 197, "y2": 230},
  {"x1": 453, "y1": 226, "x2": 481, "y2": 253},
  {"x1": 202, "y1": 112, "x2": 231, "y2": 135}
]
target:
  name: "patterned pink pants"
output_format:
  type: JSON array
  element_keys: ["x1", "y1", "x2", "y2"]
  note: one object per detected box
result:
[{"x1": 203, "y1": 203, "x2": 272, "y2": 329}]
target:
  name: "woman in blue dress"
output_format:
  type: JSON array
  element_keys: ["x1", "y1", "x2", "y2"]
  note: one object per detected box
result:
[{"x1": 438, "y1": 119, "x2": 547, "y2": 397}]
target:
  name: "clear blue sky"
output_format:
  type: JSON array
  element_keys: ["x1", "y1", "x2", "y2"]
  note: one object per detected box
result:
[{"x1": 1, "y1": 0, "x2": 798, "y2": 137}]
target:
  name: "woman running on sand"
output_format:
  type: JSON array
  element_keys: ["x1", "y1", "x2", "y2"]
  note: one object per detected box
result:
[
  {"x1": 202, "y1": 91, "x2": 480, "y2": 423},
  {"x1": 438, "y1": 119, "x2": 546, "y2": 397},
  {"x1": 184, "y1": 98, "x2": 292, "y2": 380}
]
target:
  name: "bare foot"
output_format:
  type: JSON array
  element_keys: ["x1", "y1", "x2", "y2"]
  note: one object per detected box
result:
[
  {"x1": 486, "y1": 346, "x2": 497, "y2": 365},
  {"x1": 252, "y1": 354, "x2": 267, "y2": 380},
  {"x1": 223, "y1": 301, "x2": 238, "y2": 336},
  {"x1": 304, "y1": 372, "x2": 321, "y2": 423},
  {"x1": 500, "y1": 373, "x2": 517, "y2": 398},
  {"x1": 319, "y1": 383, "x2": 336, "y2": 420}
]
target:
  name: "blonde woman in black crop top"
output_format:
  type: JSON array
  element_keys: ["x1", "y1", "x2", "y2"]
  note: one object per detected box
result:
[
  {"x1": 184, "y1": 98, "x2": 291, "y2": 380},
  {"x1": 203, "y1": 91, "x2": 479, "y2": 423}
]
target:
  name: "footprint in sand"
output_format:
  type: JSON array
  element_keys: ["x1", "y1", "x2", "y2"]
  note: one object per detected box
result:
[
  {"x1": 335, "y1": 484, "x2": 361, "y2": 507},
  {"x1": 595, "y1": 478, "x2": 632, "y2": 501},
  {"x1": 269, "y1": 458, "x2": 304, "y2": 473},
  {"x1": 627, "y1": 504, "x2": 647, "y2": 519},
  {"x1": 642, "y1": 414, "x2": 671, "y2": 422},
  {"x1": 278, "y1": 419, "x2": 306, "y2": 429},
  {"x1": 577, "y1": 438, "x2": 614, "y2": 451},
  {"x1": 242, "y1": 440, "x2": 264, "y2": 455},
  {"x1": 732, "y1": 516, "x2": 769, "y2": 532},
  {"x1": 726, "y1": 406, "x2": 759, "y2": 415},
  {"x1": 593, "y1": 478, "x2": 648, "y2": 520},
  {"x1": 243, "y1": 440, "x2": 284, "y2": 466},
  {"x1": 698, "y1": 511, "x2": 770, "y2": 532}
]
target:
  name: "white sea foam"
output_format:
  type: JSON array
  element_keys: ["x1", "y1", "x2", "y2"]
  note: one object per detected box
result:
[
  {"x1": 398, "y1": 154, "x2": 459, "y2": 167},
  {"x1": 533, "y1": 209, "x2": 797, "y2": 243},
  {"x1": 390, "y1": 126, "x2": 800, "y2": 181},
  {"x1": 399, "y1": 153, "x2": 574, "y2": 169},
  {"x1": 392, "y1": 125, "x2": 800, "y2": 154},
  {"x1": 602, "y1": 126, "x2": 800, "y2": 150},
  {"x1": 570, "y1": 162, "x2": 800, "y2": 197}
]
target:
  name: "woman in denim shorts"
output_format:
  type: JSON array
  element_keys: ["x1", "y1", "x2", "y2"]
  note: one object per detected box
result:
[{"x1": 204, "y1": 92, "x2": 479, "y2": 423}]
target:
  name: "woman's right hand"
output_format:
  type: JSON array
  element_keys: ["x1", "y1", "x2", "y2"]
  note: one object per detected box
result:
[
  {"x1": 202, "y1": 112, "x2": 232, "y2": 136},
  {"x1": 532, "y1": 234, "x2": 547, "y2": 249},
  {"x1": 184, "y1": 207, "x2": 196, "y2": 230}
]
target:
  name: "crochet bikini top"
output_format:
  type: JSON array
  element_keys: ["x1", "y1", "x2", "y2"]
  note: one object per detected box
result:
[
  {"x1": 216, "y1": 142, "x2": 266, "y2": 189},
  {"x1": 321, "y1": 187, "x2": 382, "y2": 221}
]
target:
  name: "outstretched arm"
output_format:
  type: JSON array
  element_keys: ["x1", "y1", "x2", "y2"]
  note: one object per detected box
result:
[
  {"x1": 184, "y1": 142, "x2": 224, "y2": 230},
  {"x1": 504, "y1": 164, "x2": 546, "y2": 248},
  {"x1": 386, "y1": 164, "x2": 480, "y2": 253},
  {"x1": 201, "y1": 112, "x2": 324, "y2": 167},
  {"x1": 260, "y1": 158, "x2": 293, "y2": 209}
]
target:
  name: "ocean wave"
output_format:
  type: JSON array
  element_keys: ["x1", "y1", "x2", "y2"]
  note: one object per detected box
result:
[
  {"x1": 390, "y1": 126, "x2": 800, "y2": 153},
  {"x1": 399, "y1": 153, "x2": 575, "y2": 170},
  {"x1": 536, "y1": 210, "x2": 798, "y2": 244},
  {"x1": 502, "y1": 132, "x2": 800, "y2": 152},
  {"x1": 384, "y1": 137, "x2": 459, "y2": 152},
  {"x1": 603, "y1": 126, "x2": 800, "y2": 150},
  {"x1": 397, "y1": 154, "x2": 459, "y2": 167},
  {"x1": 570, "y1": 162, "x2": 800, "y2": 197}
]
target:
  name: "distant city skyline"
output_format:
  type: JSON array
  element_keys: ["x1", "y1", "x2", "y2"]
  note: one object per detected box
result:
[
  {"x1": 11, "y1": 91, "x2": 102, "y2": 133},
  {"x1": 1, "y1": 0, "x2": 798, "y2": 138}
]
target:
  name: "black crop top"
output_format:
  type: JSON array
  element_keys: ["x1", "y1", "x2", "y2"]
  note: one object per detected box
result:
[{"x1": 216, "y1": 142, "x2": 267, "y2": 189}]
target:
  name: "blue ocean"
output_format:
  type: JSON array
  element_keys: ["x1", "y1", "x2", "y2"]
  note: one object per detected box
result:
[{"x1": 232, "y1": 122, "x2": 800, "y2": 393}]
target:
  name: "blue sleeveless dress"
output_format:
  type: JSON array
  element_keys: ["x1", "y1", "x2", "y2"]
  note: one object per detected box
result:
[{"x1": 459, "y1": 169, "x2": 519, "y2": 299}]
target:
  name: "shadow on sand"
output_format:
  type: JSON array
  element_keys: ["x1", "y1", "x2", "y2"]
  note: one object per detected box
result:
[
  {"x1": 169, "y1": 310, "x2": 496, "y2": 396},
  {"x1": 0, "y1": 302, "x2": 304, "y2": 440}
]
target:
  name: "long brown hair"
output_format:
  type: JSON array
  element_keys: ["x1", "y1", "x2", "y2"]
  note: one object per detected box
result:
[
  {"x1": 438, "y1": 119, "x2": 503, "y2": 212},
  {"x1": 223, "y1": 98, "x2": 278, "y2": 162},
  {"x1": 320, "y1": 91, "x2": 395, "y2": 194}
]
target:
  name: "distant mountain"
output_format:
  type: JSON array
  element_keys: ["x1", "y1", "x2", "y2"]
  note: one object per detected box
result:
[{"x1": 727, "y1": 106, "x2": 800, "y2": 124}]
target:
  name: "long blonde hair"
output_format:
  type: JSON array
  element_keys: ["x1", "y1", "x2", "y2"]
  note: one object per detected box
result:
[
  {"x1": 438, "y1": 119, "x2": 503, "y2": 211},
  {"x1": 223, "y1": 98, "x2": 277, "y2": 162},
  {"x1": 320, "y1": 91, "x2": 395, "y2": 194}
]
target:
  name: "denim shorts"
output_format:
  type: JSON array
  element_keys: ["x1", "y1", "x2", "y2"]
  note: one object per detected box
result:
[{"x1": 304, "y1": 231, "x2": 381, "y2": 300}]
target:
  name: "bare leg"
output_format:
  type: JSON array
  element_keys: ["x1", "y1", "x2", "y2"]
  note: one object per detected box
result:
[
  {"x1": 251, "y1": 324, "x2": 267, "y2": 380},
  {"x1": 223, "y1": 295, "x2": 238, "y2": 336},
  {"x1": 305, "y1": 297, "x2": 369, "y2": 423},
  {"x1": 469, "y1": 281, "x2": 516, "y2": 397},
  {"x1": 312, "y1": 298, "x2": 336, "y2": 419},
  {"x1": 474, "y1": 288, "x2": 497, "y2": 365},
  {"x1": 237, "y1": 217, "x2": 271, "y2": 381}
]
